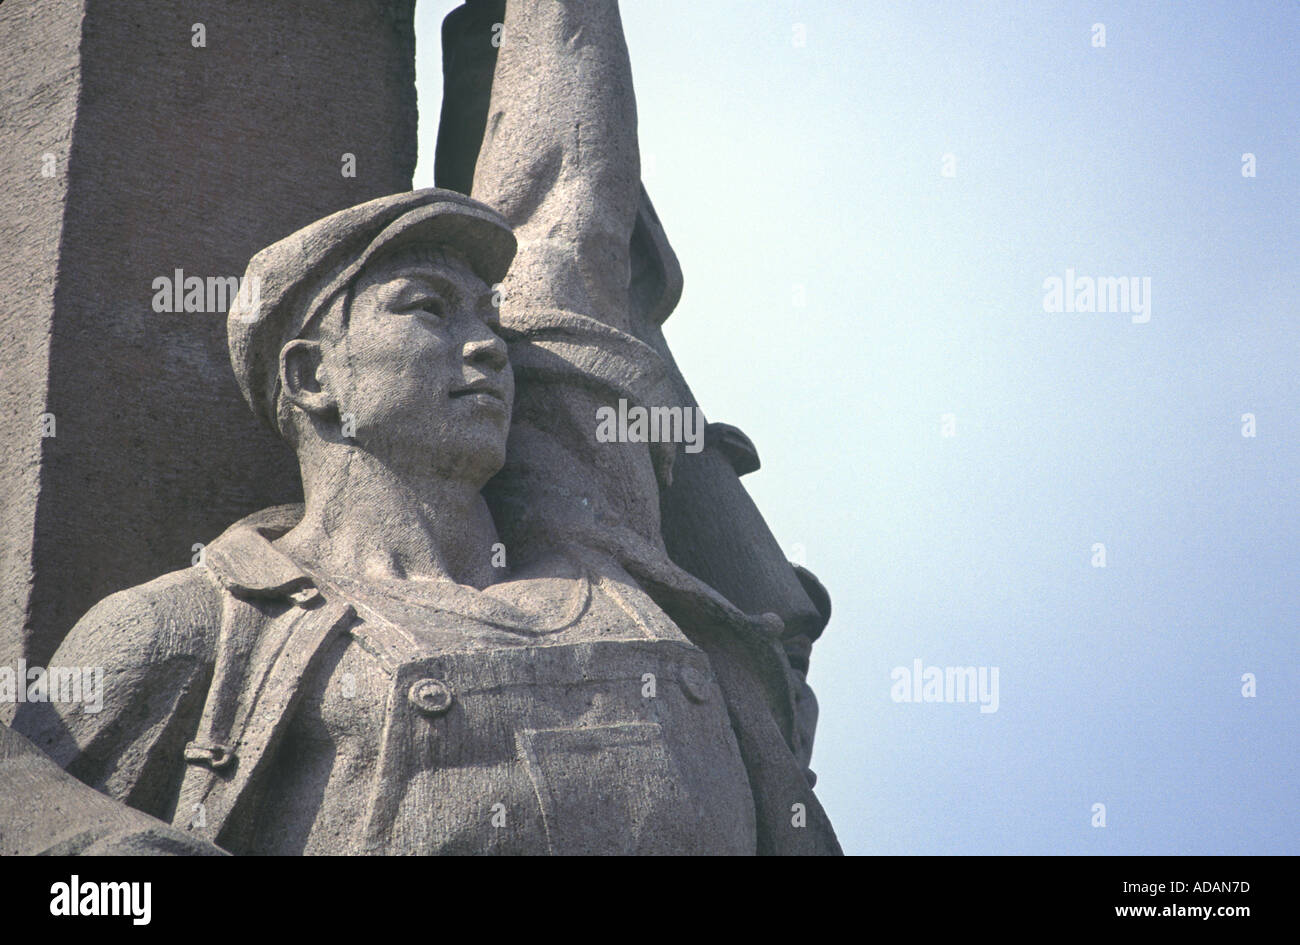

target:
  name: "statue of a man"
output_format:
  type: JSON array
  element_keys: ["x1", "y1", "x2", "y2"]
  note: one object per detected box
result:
[{"x1": 13, "y1": 0, "x2": 840, "y2": 855}]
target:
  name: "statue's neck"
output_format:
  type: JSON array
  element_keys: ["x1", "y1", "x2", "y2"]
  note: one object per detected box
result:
[{"x1": 278, "y1": 449, "x2": 501, "y2": 591}]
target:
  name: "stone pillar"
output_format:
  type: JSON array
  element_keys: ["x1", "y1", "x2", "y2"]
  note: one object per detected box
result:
[{"x1": 0, "y1": 0, "x2": 418, "y2": 681}]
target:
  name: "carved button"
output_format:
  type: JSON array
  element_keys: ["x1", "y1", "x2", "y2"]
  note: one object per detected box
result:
[
  {"x1": 680, "y1": 667, "x2": 711, "y2": 703},
  {"x1": 408, "y1": 678, "x2": 454, "y2": 716}
]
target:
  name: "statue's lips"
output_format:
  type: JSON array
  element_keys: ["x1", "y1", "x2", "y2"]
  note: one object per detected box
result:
[{"x1": 449, "y1": 382, "x2": 508, "y2": 408}]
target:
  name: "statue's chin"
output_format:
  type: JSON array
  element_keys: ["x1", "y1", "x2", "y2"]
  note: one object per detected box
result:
[{"x1": 419, "y1": 438, "x2": 510, "y2": 491}]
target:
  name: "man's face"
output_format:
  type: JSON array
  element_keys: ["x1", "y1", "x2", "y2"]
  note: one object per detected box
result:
[{"x1": 317, "y1": 245, "x2": 513, "y2": 486}]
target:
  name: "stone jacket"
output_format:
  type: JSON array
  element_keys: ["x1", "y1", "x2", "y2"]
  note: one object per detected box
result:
[{"x1": 15, "y1": 505, "x2": 840, "y2": 855}]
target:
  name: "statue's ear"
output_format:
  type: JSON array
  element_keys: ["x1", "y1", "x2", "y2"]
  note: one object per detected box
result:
[{"x1": 279, "y1": 339, "x2": 334, "y2": 417}]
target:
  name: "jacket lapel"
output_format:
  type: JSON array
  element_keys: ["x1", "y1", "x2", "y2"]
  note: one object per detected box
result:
[{"x1": 173, "y1": 507, "x2": 356, "y2": 852}]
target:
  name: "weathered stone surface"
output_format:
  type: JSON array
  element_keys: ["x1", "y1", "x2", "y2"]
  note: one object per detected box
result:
[
  {"x1": 0, "y1": 0, "x2": 418, "y2": 680},
  {"x1": 0, "y1": 0, "x2": 82, "y2": 700},
  {"x1": 4, "y1": 0, "x2": 839, "y2": 855}
]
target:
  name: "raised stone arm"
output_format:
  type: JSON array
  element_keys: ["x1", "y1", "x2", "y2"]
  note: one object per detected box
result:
[
  {"x1": 440, "y1": 0, "x2": 681, "y2": 568},
  {"x1": 471, "y1": 0, "x2": 643, "y2": 336}
]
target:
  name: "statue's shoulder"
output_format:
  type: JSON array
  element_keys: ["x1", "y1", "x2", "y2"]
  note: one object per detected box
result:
[
  {"x1": 60, "y1": 503, "x2": 308, "y2": 669},
  {"x1": 57, "y1": 564, "x2": 225, "y2": 670},
  {"x1": 18, "y1": 560, "x2": 230, "y2": 777}
]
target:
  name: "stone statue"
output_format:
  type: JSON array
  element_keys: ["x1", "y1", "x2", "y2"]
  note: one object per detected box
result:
[{"x1": 8, "y1": 0, "x2": 839, "y2": 855}]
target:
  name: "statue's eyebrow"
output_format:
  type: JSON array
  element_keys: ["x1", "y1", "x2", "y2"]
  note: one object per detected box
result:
[{"x1": 380, "y1": 271, "x2": 461, "y2": 310}]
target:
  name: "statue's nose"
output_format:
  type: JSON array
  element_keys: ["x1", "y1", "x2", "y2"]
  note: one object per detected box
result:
[{"x1": 464, "y1": 331, "x2": 508, "y2": 371}]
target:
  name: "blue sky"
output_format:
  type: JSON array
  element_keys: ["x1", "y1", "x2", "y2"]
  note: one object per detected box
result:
[{"x1": 414, "y1": 1, "x2": 1298, "y2": 854}]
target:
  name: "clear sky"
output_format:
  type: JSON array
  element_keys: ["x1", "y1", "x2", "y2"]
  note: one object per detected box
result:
[{"x1": 413, "y1": 0, "x2": 1298, "y2": 855}]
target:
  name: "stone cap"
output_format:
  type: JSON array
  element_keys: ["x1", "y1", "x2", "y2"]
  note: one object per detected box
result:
[{"x1": 228, "y1": 188, "x2": 516, "y2": 432}]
